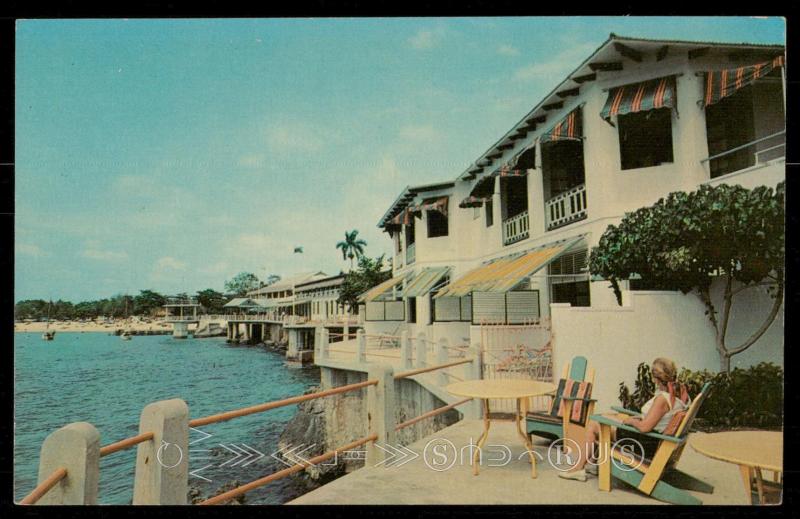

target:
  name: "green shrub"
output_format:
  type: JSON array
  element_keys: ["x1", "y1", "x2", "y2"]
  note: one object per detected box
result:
[{"x1": 618, "y1": 362, "x2": 783, "y2": 430}]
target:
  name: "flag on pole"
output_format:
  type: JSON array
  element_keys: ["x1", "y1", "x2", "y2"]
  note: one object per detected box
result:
[{"x1": 294, "y1": 247, "x2": 303, "y2": 253}]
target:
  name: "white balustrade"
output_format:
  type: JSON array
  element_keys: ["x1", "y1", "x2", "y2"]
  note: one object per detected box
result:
[{"x1": 545, "y1": 183, "x2": 587, "y2": 231}]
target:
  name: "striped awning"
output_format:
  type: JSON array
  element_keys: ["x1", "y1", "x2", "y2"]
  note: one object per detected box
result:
[
  {"x1": 402, "y1": 267, "x2": 451, "y2": 298},
  {"x1": 434, "y1": 236, "x2": 584, "y2": 298},
  {"x1": 358, "y1": 273, "x2": 410, "y2": 303},
  {"x1": 460, "y1": 176, "x2": 496, "y2": 208},
  {"x1": 703, "y1": 56, "x2": 784, "y2": 107},
  {"x1": 541, "y1": 107, "x2": 582, "y2": 144},
  {"x1": 494, "y1": 164, "x2": 527, "y2": 177},
  {"x1": 389, "y1": 207, "x2": 414, "y2": 226},
  {"x1": 411, "y1": 196, "x2": 449, "y2": 217},
  {"x1": 600, "y1": 76, "x2": 677, "y2": 123}
]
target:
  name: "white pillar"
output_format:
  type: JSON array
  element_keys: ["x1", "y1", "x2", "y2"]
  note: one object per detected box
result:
[
  {"x1": 415, "y1": 333, "x2": 427, "y2": 367},
  {"x1": 469, "y1": 343, "x2": 483, "y2": 418},
  {"x1": 133, "y1": 399, "x2": 189, "y2": 505},
  {"x1": 400, "y1": 331, "x2": 412, "y2": 369},
  {"x1": 365, "y1": 365, "x2": 396, "y2": 467},
  {"x1": 357, "y1": 329, "x2": 367, "y2": 364},
  {"x1": 35, "y1": 422, "x2": 100, "y2": 505},
  {"x1": 320, "y1": 329, "x2": 330, "y2": 359},
  {"x1": 437, "y1": 338, "x2": 449, "y2": 386}
]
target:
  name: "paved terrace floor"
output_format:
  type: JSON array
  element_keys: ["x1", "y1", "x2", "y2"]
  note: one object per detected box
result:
[{"x1": 289, "y1": 419, "x2": 753, "y2": 505}]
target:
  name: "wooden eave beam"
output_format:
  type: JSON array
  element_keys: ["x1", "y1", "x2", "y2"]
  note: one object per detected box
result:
[
  {"x1": 656, "y1": 45, "x2": 669, "y2": 62},
  {"x1": 573, "y1": 72, "x2": 597, "y2": 83},
  {"x1": 556, "y1": 87, "x2": 580, "y2": 98},
  {"x1": 542, "y1": 101, "x2": 563, "y2": 111},
  {"x1": 588, "y1": 61, "x2": 623, "y2": 72},
  {"x1": 688, "y1": 47, "x2": 710, "y2": 60},
  {"x1": 613, "y1": 42, "x2": 643, "y2": 62}
]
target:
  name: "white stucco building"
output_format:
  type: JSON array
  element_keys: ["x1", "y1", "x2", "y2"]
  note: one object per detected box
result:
[{"x1": 361, "y1": 34, "x2": 785, "y2": 404}]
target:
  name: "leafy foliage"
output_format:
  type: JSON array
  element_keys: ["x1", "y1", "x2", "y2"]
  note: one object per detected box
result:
[
  {"x1": 590, "y1": 182, "x2": 785, "y2": 371},
  {"x1": 337, "y1": 255, "x2": 391, "y2": 312},
  {"x1": 224, "y1": 272, "x2": 261, "y2": 297},
  {"x1": 336, "y1": 229, "x2": 368, "y2": 269},
  {"x1": 619, "y1": 361, "x2": 783, "y2": 430},
  {"x1": 15, "y1": 289, "x2": 166, "y2": 320},
  {"x1": 196, "y1": 289, "x2": 227, "y2": 313}
]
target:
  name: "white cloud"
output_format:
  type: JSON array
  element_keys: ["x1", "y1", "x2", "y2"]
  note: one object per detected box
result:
[
  {"x1": 513, "y1": 42, "x2": 597, "y2": 82},
  {"x1": 17, "y1": 243, "x2": 45, "y2": 257},
  {"x1": 398, "y1": 124, "x2": 440, "y2": 142},
  {"x1": 408, "y1": 27, "x2": 446, "y2": 50},
  {"x1": 266, "y1": 122, "x2": 324, "y2": 154},
  {"x1": 81, "y1": 244, "x2": 128, "y2": 261},
  {"x1": 497, "y1": 44, "x2": 520, "y2": 56},
  {"x1": 156, "y1": 256, "x2": 187, "y2": 270}
]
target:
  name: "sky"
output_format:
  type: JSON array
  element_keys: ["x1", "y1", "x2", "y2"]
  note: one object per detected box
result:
[{"x1": 15, "y1": 17, "x2": 785, "y2": 302}]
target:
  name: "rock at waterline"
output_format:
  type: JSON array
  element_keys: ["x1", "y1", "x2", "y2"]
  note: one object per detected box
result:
[{"x1": 188, "y1": 480, "x2": 247, "y2": 505}]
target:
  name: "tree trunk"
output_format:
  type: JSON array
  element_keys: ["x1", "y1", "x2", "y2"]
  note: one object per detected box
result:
[{"x1": 719, "y1": 353, "x2": 731, "y2": 373}]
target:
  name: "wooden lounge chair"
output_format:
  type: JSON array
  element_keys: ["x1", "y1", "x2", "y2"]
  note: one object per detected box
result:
[
  {"x1": 526, "y1": 356, "x2": 596, "y2": 451},
  {"x1": 591, "y1": 381, "x2": 714, "y2": 505}
]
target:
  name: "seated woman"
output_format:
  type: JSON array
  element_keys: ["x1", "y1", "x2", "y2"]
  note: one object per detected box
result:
[{"x1": 558, "y1": 357, "x2": 690, "y2": 482}]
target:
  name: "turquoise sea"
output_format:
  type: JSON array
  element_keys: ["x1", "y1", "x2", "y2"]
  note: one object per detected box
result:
[{"x1": 14, "y1": 332, "x2": 320, "y2": 504}]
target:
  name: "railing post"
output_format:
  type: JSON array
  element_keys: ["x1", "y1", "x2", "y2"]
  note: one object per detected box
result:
[
  {"x1": 34, "y1": 422, "x2": 100, "y2": 505},
  {"x1": 365, "y1": 365, "x2": 396, "y2": 467},
  {"x1": 470, "y1": 343, "x2": 483, "y2": 419},
  {"x1": 400, "y1": 331, "x2": 412, "y2": 369},
  {"x1": 415, "y1": 333, "x2": 427, "y2": 367},
  {"x1": 320, "y1": 328, "x2": 330, "y2": 359},
  {"x1": 357, "y1": 329, "x2": 367, "y2": 363},
  {"x1": 133, "y1": 399, "x2": 189, "y2": 505},
  {"x1": 437, "y1": 338, "x2": 449, "y2": 386}
]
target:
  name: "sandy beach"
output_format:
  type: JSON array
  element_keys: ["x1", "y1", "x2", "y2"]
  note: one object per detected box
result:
[{"x1": 14, "y1": 319, "x2": 177, "y2": 333}]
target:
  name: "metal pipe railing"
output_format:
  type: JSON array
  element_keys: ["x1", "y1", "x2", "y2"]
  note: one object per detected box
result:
[
  {"x1": 99, "y1": 431, "x2": 154, "y2": 458},
  {"x1": 700, "y1": 130, "x2": 785, "y2": 163},
  {"x1": 394, "y1": 398, "x2": 473, "y2": 431},
  {"x1": 198, "y1": 434, "x2": 378, "y2": 505},
  {"x1": 189, "y1": 379, "x2": 378, "y2": 427},
  {"x1": 19, "y1": 467, "x2": 67, "y2": 505},
  {"x1": 394, "y1": 359, "x2": 473, "y2": 380}
]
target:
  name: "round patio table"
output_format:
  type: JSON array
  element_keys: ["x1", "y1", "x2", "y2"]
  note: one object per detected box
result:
[
  {"x1": 446, "y1": 379, "x2": 555, "y2": 478},
  {"x1": 690, "y1": 430, "x2": 782, "y2": 504}
]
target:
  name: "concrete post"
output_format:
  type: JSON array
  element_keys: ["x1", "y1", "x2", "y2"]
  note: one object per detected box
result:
[
  {"x1": 320, "y1": 328, "x2": 330, "y2": 359},
  {"x1": 437, "y1": 338, "x2": 449, "y2": 386},
  {"x1": 415, "y1": 333, "x2": 427, "y2": 368},
  {"x1": 400, "y1": 331, "x2": 412, "y2": 369},
  {"x1": 35, "y1": 422, "x2": 100, "y2": 505},
  {"x1": 314, "y1": 325, "x2": 322, "y2": 359},
  {"x1": 365, "y1": 365, "x2": 396, "y2": 467},
  {"x1": 357, "y1": 329, "x2": 367, "y2": 364},
  {"x1": 133, "y1": 399, "x2": 189, "y2": 505}
]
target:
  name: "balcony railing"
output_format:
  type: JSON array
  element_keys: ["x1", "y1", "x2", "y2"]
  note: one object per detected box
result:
[
  {"x1": 502, "y1": 210, "x2": 530, "y2": 246},
  {"x1": 406, "y1": 242, "x2": 416, "y2": 264},
  {"x1": 545, "y1": 183, "x2": 587, "y2": 231},
  {"x1": 702, "y1": 130, "x2": 785, "y2": 179}
]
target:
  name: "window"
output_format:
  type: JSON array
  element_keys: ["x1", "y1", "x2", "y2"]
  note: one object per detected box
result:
[
  {"x1": 405, "y1": 220, "x2": 415, "y2": 246},
  {"x1": 549, "y1": 249, "x2": 591, "y2": 307},
  {"x1": 427, "y1": 210, "x2": 449, "y2": 238},
  {"x1": 500, "y1": 176, "x2": 528, "y2": 220},
  {"x1": 705, "y1": 79, "x2": 784, "y2": 178},
  {"x1": 485, "y1": 200, "x2": 494, "y2": 227},
  {"x1": 407, "y1": 297, "x2": 417, "y2": 323},
  {"x1": 618, "y1": 108, "x2": 674, "y2": 170}
]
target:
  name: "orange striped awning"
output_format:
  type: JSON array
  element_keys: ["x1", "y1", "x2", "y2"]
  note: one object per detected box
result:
[
  {"x1": 434, "y1": 237, "x2": 584, "y2": 298},
  {"x1": 358, "y1": 272, "x2": 410, "y2": 303}
]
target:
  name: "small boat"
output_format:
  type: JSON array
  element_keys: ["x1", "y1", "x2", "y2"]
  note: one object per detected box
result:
[
  {"x1": 42, "y1": 300, "x2": 55, "y2": 341},
  {"x1": 120, "y1": 331, "x2": 132, "y2": 341}
]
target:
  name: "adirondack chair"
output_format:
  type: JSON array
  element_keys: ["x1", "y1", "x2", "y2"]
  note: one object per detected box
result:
[
  {"x1": 526, "y1": 356, "x2": 596, "y2": 451},
  {"x1": 591, "y1": 381, "x2": 714, "y2": 505}
]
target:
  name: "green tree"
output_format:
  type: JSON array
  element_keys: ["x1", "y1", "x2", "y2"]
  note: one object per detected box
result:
[
  {"x1": 225, "y1": 272, "x2": 261, "y2": 297},
  {"x1": 197, "y1": 289, "x2": 226, "y2": 313},
  {"x1": 133, "y1": 290, "x2": 166, "y2": 316},
  {"x1": 338, "y1": 255, "x2": 391, "y2": 312},
  {"x1": 336, "y1": 229, "x2": 368, "y2": 271},
  {"x1": 589, "y1": 182, "x2": 784, "y2": 372}
]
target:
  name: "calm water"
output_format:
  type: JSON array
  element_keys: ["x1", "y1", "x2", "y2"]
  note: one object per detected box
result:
[{"x1": 14, "y1": 332, "x2": 320, "y2": 504}]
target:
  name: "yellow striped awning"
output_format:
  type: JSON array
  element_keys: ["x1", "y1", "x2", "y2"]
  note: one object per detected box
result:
[
  {"x1": 358, "y1": 273, "x2": 410, "y2": 303},
  {"x1": 434, "y1": 237, "x2": 584, "y2": 298},
  {"x1": 402, "y1": 267, "x2": 451, "y2": 298}
]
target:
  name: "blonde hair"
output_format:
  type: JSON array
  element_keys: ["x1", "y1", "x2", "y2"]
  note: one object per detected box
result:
[
  {"x1": 651, "y1": 357, "x2": 678, "y2": 385},
  {"x1": 651, "y1": 357, "x2": 688, "y2": 405}
]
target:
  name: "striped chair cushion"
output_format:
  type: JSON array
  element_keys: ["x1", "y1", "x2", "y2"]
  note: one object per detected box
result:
[
  {"x1": 527, "y1": 411, "x2": 563, "y2": 425},
  {"x1": 554, "y1": 379, "x2": 593, "y2": 425}
]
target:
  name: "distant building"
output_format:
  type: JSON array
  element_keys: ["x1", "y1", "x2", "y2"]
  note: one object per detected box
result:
[
  {"x1": 247, "y1": 271, "x2": 328, "y2": 317},
  {"x1": 294, "y1": 273, "x2": 348, "y2": 322}
]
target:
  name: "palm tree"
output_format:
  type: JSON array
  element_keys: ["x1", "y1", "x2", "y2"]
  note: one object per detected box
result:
[{"x1": 336, "y1": 229, "x2": 367, "y2": 271}]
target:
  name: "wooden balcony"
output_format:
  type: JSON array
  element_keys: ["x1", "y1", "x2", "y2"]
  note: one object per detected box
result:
[
  {"x1": 502, "y1": 210, "x2": 530, "y2": 246},
  {"x1": 545, "y1": 183, "x2": 587, "y2": 231}
]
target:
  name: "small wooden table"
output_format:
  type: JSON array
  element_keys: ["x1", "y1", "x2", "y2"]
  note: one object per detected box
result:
[
  {"x1": 690, "y1": 431, "x2": 782, "y2": 504},
  {"x1": 446, "y1": 379, "x2": 555, "y2": 478}
]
